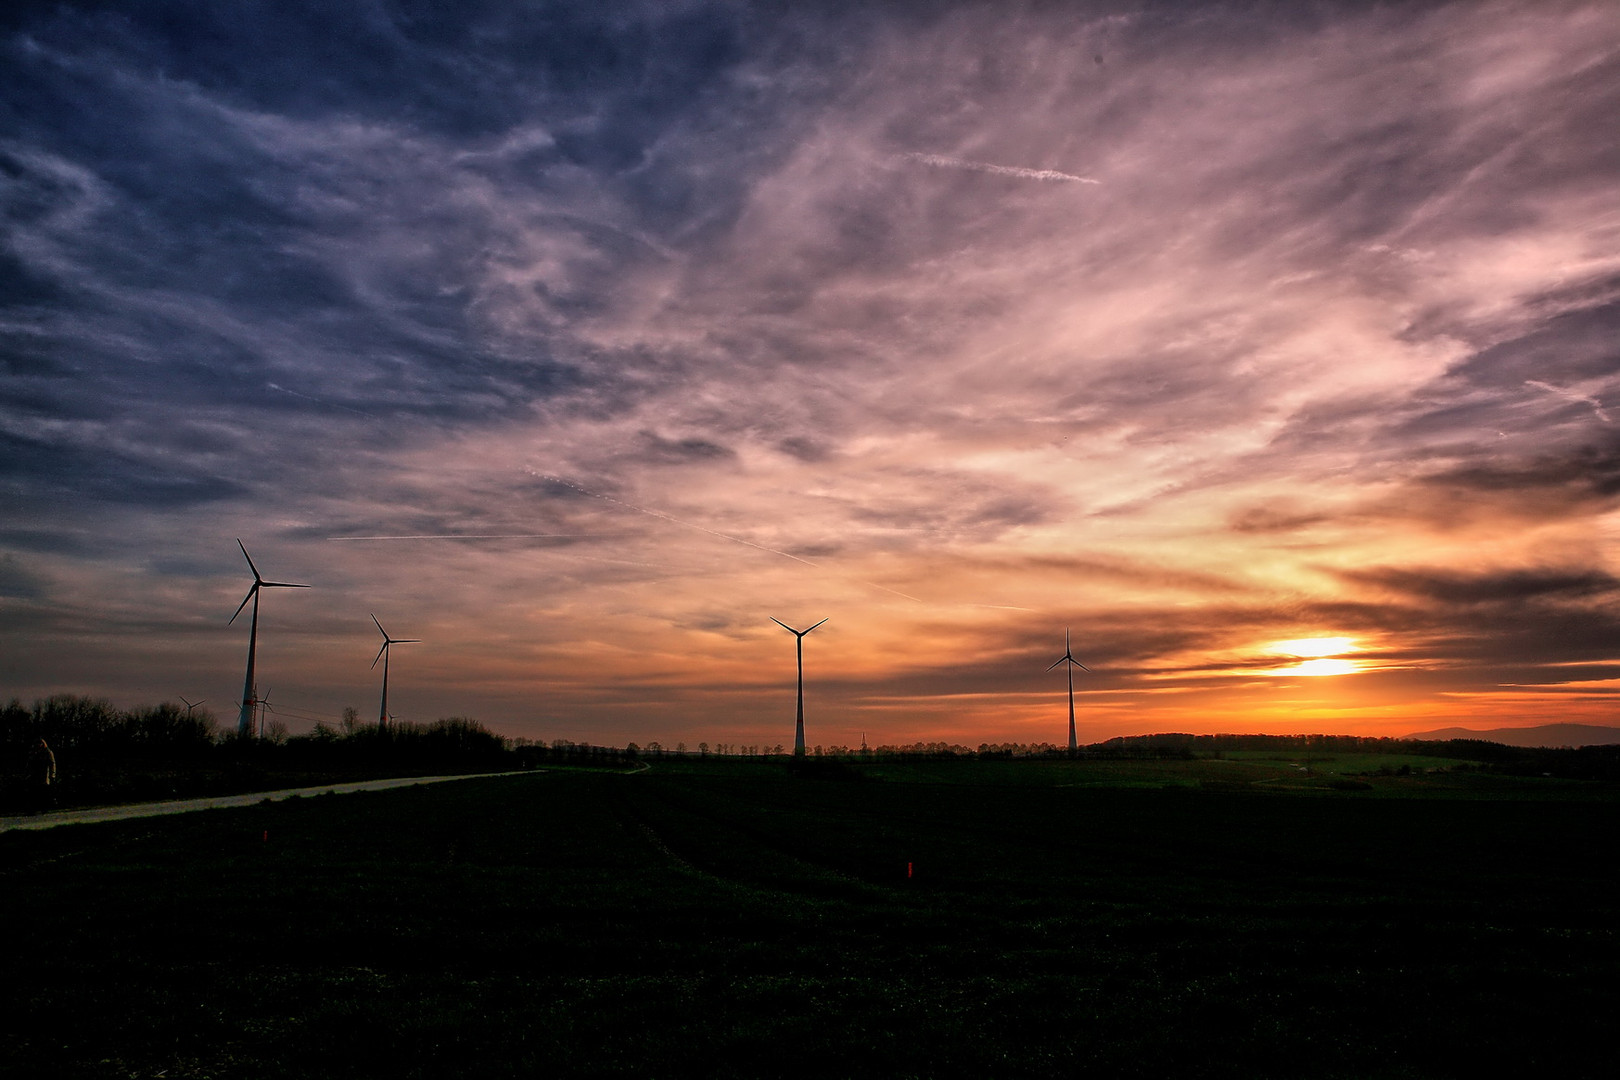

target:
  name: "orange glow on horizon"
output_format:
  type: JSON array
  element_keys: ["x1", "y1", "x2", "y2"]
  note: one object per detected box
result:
[{"x1": 1287, "y1": 658, "x2": 1361, "y2": 677}]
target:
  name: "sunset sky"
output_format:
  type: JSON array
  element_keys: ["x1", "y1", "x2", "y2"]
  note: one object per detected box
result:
[{"x1": 4, "y1": 1, "x2": 1619, "y2": 747}]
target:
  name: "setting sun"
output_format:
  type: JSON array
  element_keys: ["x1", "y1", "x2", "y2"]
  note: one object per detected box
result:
[
  {"x1": 1259, "y1": 637, "x2": 1362, "y2": 677},
  {"x1": 1273, "y1": 637, "x2": 1359, "y2": 658}
]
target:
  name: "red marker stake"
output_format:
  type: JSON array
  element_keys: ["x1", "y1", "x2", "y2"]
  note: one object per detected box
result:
[{"x1": 907, "y1": 861, "x2": 913, "y2": 878}]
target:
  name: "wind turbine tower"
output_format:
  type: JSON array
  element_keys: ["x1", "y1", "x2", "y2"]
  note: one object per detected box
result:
[
  {"x1": 371, "y1": 614, "x2": 420, "y2": 728},
  {"x1": 772, "y1": 617, "x2": 827, "y2": 755},
  {"x1": 1047, "y1": 628, "x2": 1091, "y2": 753},
  {"x1": 229, "y1": 540, "x2": 309, "y2": 738}
]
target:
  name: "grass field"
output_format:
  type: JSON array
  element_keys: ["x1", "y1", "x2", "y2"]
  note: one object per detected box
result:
[{"x1": 2, "y1": 759, "x2": 1615, "y2": 1078}]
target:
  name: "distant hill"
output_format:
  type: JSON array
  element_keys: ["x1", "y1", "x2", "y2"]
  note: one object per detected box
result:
[{"x1": 1404, "y1": 723, "x2": 1620, "y2": 748}]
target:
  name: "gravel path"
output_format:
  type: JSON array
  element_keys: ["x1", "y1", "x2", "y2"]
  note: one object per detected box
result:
[{"x1": 0, "y1": 771, "x2": 536, "y2": 833}]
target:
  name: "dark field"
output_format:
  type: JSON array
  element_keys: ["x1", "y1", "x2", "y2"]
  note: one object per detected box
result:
[{"x1": 2, "y1": 759, "x2": 1616, "y2": 1078}]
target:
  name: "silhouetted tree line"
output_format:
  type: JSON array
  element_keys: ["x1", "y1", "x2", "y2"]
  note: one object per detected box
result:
[
  {"x1": 510, "y1": 739, "x2": 641, "y2": 768},
  {"x1": 292, "y1": 716, "x2": 510, "y2": 770},
  {"x1": 0, "y1": 695, "x2": 520, "y2": 811},
  {"x1": 2, "y1": 695, "x2": 218, "y2": 759}
]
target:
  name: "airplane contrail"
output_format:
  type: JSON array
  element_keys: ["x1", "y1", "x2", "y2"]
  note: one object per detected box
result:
[
  {"x1": 531, "y1": 470, "x2": 924, "y2": 603},
  {"x1": 267, "y1": 382, "x2": 375, "y2": 417},
  {"x1": 329, "y1": 534, "x2": 619, "y2": 541},
  {"x1": 1525, "y1": 380, "x2": 1611, "y2": 423},
  {"x1": 902, "y1": 152, "x2": 1100, "y2": 185}
]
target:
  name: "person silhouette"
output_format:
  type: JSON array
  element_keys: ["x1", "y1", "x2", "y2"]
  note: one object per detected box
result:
[{"x1": 27, "y1": 737, "x2": 57, "y2": 812}]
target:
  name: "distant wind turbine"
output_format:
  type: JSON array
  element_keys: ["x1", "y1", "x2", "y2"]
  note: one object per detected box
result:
[
  {"x1": 252, "y1": 687, "x2": 274, "y2": 739},
  {"x1": 229, "y1": 540, "x2": 310, "y2": 738},
  {"x1": 371, "y1": 614, "x2": 420, "y2": 728},
  {"x1": 1047, "y1": 628, "x2": 1092, "y2": 753},
  {"x1": 772, "y1": 617, "x2": 827, "y2": 756},
  {"x1": 179, "y1": 696, "x2": 205, "y2": 717}
]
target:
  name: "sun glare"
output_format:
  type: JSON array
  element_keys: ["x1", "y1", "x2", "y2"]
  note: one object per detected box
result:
[
  {"x1": 1273, "y1": 637, "x2": 1357, "y2": 658},
  {"x1": 1260, "y1": 637, "x2": 1361, "y2": 677}
]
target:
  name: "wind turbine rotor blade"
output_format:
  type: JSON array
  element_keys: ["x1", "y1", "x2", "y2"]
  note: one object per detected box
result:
[
  {"x1": 1046, "y1": 657, "x2": 1066, "y2": 671},
  {"x1": 396, "y1": 638, "x2": 421, "y2": 644},
  {"x1": 805, "y1": 618, "x2": 829, "y2": 633},
  {"x1": 372, "y1": 613, "x2": 387, "y2": 638},
  {"x1": 372, "y1": 642, "x2": 388, "y2": 669},
  {"x1": 770, "y1": 617, "x2": 795, "y2": 633},
  {"x1": 228, "y1": 584, "x2": 258, "y2": 624},
  {"x1": 237, "y1": 539, "x2": 264, "y2": 583},
  {"x1": 260, "y1": 580, "x2": 310, "y2": 589},
  {"x1": 1077, "y1": 662, "x2": 1092, "y2": 672}
]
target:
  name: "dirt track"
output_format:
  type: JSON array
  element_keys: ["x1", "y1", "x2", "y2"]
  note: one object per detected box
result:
[{"x1": 0, "y1": 770, "x2": 535, "y2": 832}]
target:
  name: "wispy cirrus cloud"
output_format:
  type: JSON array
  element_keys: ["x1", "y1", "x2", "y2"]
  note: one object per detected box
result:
[
  {"x1": 1525, "y1": 380, "x2": 1612, "y2": 423},
  {"x1": 3, "y1": 2, "x2": 1620, "y2": 743},
  {"x1": 899, "y1": 152, "x2": 1100, "y2": 184}
]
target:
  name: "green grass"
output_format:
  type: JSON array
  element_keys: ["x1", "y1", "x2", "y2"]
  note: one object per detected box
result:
[{"x1": 2, "y1": 760, "x2": 1616, "y2": 1077}]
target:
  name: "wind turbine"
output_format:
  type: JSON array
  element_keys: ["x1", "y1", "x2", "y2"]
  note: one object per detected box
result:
[
  {"x1": 229, "y1": 540, "x2": 309, "y2": 738},
  {"x1": 256, "y1": 687, "x2": 275, "y2": 737},
  {"x1": 771, "y1": 617, "x2": 827, "y2": 755},
  {"x1": 371, "y1": 614, "x2": 420, "y2": 728},
  {"x1": 179, "y1": 696, "x2": 205, "y2": 717},
  {"x1": 1047, "y1": 628, "x2": 1091, "y2": 753}
]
